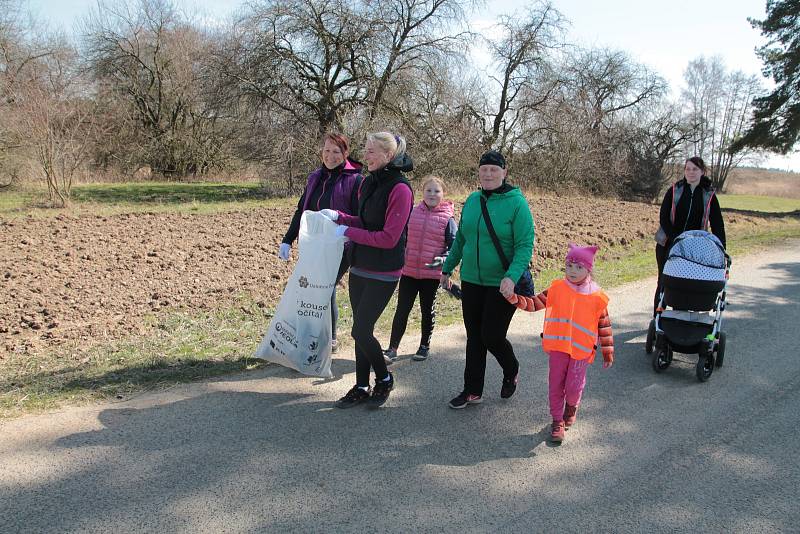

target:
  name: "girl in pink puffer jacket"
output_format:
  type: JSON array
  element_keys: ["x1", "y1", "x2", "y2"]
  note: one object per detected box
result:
[{"x1": 383, "y1": 176, "x2": 457, "y2": 362}]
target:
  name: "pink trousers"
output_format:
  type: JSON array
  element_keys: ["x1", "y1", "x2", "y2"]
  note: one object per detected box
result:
[{"x1": 548, "y1": 350, "x2": 589, "y2": 421}]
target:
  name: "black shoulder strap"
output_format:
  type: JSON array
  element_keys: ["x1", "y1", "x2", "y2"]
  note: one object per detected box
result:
[{"x1": 480, "y1": 195, "x2": 510, "y2": 271}]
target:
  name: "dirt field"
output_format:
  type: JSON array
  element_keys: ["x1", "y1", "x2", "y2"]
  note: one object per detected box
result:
[{"x1": 0, "y1": 196, "x2": 768, "y2": 358}]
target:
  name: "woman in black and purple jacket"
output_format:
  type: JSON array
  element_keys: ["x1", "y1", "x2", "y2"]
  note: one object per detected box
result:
[
  {"x1": 279, "y1": 133, "x2": 364, "y2": 353},
  {"x1": 321, "y1": 132, "x2": 414, "y2": 408}
]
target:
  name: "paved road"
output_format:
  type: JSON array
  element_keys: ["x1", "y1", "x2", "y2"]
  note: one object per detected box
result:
[{"x1": 2, "y1": 243, "x2": 799, "y2": 533}]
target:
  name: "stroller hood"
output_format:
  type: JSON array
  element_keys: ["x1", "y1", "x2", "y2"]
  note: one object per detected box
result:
[{"x1": 663, "y1": 230, "x2": 727, "y2": 282}]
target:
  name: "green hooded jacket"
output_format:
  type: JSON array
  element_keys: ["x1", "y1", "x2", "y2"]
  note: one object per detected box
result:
[{"x1": 442, "y1": 186, "x2": 535, "y2": 287}]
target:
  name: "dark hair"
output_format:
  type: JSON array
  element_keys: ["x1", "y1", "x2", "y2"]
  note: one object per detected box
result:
[
  {"x1": 685, "y1": 156, "x2": 706, "y2": 174},
  {"x1": 322, "y1": 132, "x2": 350, "y2": 155}
]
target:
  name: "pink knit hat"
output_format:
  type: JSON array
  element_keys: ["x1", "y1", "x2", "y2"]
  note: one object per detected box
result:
[{"x1": 565, "y1": 243, "x2": 599, "y2": 271}]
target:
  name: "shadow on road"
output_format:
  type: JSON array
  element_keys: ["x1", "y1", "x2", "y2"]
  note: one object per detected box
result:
[{"x1": 2, "y1": 259, "x2": 798, "y2": 532}]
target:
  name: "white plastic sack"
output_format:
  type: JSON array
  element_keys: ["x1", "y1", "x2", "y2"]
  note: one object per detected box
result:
[{"x1": 254, "y1": 211, "x2": 345, "y2": 377}]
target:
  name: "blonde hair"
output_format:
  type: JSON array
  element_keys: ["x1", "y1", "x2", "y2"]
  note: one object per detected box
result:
[
  {"x1": 366, "y1": 131, "x2": 406, "y2": 161},
  {"x1": 422, "y1": 175, "x2": 445, "y2": 191}
]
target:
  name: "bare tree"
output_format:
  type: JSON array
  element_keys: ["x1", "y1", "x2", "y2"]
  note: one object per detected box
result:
[
  {"x1": 386, "y1": 56, "x2": 486, "y2": 180},
  {"x1": 564, "y1": 48, "x2": 666, "y2": 134},
  {"x1": 481, "y1": 0, "x2": 565, "y2": 151},
  {"x1": 215, "y1": 0, "x2": 374, "y2": 135},
  {"x1": 519, "y1": 47, "x2": 666, "y2": 194},
  {"x1": 682, "y1": 56, "x2": 726, "y2": 159},
  {"x1": 681, "y1": 56, "x2": 762, "y2": 190},
  {"x1": 708, "y1": 71, "x2": 762, "y2": 190},
  {"x1": 1, "y1": 0, "x2": 58, "y2": 184},
  {"x1": 624, "y1": 104, "x2": 692, "y2": 201},
  {"x1": 11, "y1": 39, "x2": 102, "y2": 205},
  {"x1": 82, "y1": 0, "x2": 230, "y2": 176},
  {"x1": 366, "y1": 0, "x2": 473, "y2": 119}
]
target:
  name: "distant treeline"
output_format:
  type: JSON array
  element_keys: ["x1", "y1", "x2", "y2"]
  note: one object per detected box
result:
[{"x1": 0, "y1": 0, "x2": 767, "y2": 205}]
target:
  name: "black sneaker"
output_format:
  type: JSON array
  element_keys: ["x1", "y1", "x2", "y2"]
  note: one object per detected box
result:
[
  {"x1": 383, "y1": 348, "x2": 398, "y2": 364},
  {"x1": 369, "y1": 373, "x2": 394, "y2": 407},
  {"x1": 500, "y1": 373, "x2": 518, "y2": 399},
  {"x1": 336, "y1": 386, "x2": 370, "y2": 409},
  {"x1": 412, "y1": 345, "x2": 429, "y2": 361},
  {"x1": 448, "y1": 391, "x2": 483, "y2": 409}
]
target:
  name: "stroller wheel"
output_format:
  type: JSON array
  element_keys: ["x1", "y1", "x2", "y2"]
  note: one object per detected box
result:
[
  {"x1": 715, "y1": 332, "x2": 726, "y2": 368},
  {"x1": 696, "y1": 352, "x2": 714, "y2": 382},
  {"x1": 652, "y1": 346, "x2": 671, "y2": 372},
  {"x1": 645, "y1": 319, "x2": 655, "y2": 354}
]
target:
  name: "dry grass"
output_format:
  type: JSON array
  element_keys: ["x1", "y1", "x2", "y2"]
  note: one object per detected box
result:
[{"x1": 725, "y1": 167, "x2": 800, "y2": 198}]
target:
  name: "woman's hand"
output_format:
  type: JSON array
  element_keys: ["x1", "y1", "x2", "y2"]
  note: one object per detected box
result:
[
  {"x1": 499, "y1": 277, "x2": 515, "y2": 298},
  {"x1": 334, "y1": 225, "x2": 349, "y2": 241},
  {"x1": 603, "y1": 360, "x2": 613, "y2": 369},
  {"x1": 440, "y1": 273, "x2": 452, "y2": 290},
  {"x1": 278, "y1": 243, "x2": 291, "y2": 261}
]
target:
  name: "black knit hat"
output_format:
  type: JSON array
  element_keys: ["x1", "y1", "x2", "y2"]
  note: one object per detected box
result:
[{"x1": 479, "y1": 150, "x2": 506, "y2": 169}]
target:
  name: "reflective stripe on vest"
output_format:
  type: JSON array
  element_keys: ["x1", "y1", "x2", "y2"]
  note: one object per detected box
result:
[
  {"x1": 542, "y1": 334, "x2": 594, "y2": 354},
  {"x1": 545, "y1": 317, "x2": 597, "y2": 338},
  {"x1": 541, "y1": 279, "x2": 609, "y2": 362}
]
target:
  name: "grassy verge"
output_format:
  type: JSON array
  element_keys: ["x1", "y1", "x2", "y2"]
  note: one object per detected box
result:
[
  {"x1": 7, "y1": 218, "x2": 798, "y2": 419},
  {"x1": 0, "y1": 182, "x2": 289, "y2": 218},
  {"x1": 0, "y1": 187, "x2": 38, "y2": 213},
  {"x1": 0, "y1": 287, "x2": 466, "y2": 418},
  {"x1": 3, "y1": 188, "x2": 800, "y2": 418},
  {"x1": 718, "y1": 194, "x2": 800, "y2": 213},
  {"x1": 0, "y1": 298, "x2": 271, "y2": 417}
]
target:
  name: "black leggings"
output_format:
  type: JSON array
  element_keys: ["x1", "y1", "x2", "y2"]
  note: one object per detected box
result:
[
  {"x1": 461, "y1": 281, "x2": 519, "y2": 396},
  {"x1": 331, "y1": 256, "x2": 350, "y2": 341},
  {"x1": 389, "y1": 276, "x2": 440, "y2": 349},
  {"x1": 349, "y1": 273, "x2": 398, "y2": 387}
]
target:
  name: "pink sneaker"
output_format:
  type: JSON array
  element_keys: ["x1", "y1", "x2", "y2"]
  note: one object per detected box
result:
[
  {"x1": 551, "y1": 420, "x2": 565, "y2": 442},
  {"x1": 564, "y1": 404, "x2": 578, "y2": 428}
]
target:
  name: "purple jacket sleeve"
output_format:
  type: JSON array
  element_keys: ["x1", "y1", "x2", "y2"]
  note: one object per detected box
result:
[{"x1": 343, "y1": 184, "x2": 413, "y2": 249}]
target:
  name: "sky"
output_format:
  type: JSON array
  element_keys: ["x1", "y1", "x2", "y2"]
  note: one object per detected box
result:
[{"x1": 27, "y1": 0, "x2": 800, "y2": 171}]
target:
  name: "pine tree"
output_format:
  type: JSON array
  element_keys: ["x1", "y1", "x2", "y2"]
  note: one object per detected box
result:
[{"x1": 731, "y1": 0, "x2": 800, "y2": 154}]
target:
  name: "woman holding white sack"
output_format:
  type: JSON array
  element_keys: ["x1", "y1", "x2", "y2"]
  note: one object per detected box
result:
[
  {"x1": 279, "y1": 133, "x2": 363, "y2": 354},
  {"x1": 320, "y1": 132, "x2": 414, "y2": 408},
  {"x1": 255, "y1": 210, "x2": 348, "y2": 378}
]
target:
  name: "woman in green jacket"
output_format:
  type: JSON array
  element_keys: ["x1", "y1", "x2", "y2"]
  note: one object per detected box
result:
[{"x1": 441, "y1": 151, "x2": 535, "y2": 409}]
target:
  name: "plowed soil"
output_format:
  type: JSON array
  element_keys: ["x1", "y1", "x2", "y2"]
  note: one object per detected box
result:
[{"x1": 0, "y1": 196, "x2": 761, "y2": 357}]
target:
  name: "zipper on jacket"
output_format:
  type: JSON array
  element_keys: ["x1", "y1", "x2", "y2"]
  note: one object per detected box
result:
[
  {"x1": 417, "y1": 206, "x2": 431, "y2": 279},
  {"x1": 476, "y1": 201, "x2": 483, "y2": 285},
  {"x1": 682, "y1": 188, "x2": 695, "y2": 233},
  {"x1": 317, "y1": 172, "x2": 329, "y2": 211}
]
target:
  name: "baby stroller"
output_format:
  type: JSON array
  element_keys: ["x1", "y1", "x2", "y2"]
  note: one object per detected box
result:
[{"x1": 645, "y1": 230, "x2": 730, "y2": 382}]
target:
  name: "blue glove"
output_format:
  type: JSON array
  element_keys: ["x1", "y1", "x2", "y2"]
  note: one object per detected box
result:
[
  {"x1": 335, "y1": 225, "x2": 349, "y2": 240},
  {"x1": 278, "y1": 243, "x2": 291, "y2": 261}
]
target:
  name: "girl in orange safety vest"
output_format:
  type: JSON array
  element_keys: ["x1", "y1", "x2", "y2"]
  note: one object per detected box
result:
[{"x1": 505, "y1": 243, "x2": 614, "y2": 443}]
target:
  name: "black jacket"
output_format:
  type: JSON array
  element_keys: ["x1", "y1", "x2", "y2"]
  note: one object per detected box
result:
[
  {"x1": 659, "y1": 176, "x2": 726, "y2": 248},
  {"x1": 349, "y1": 153, "x2": 414, "y2": 271}
]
